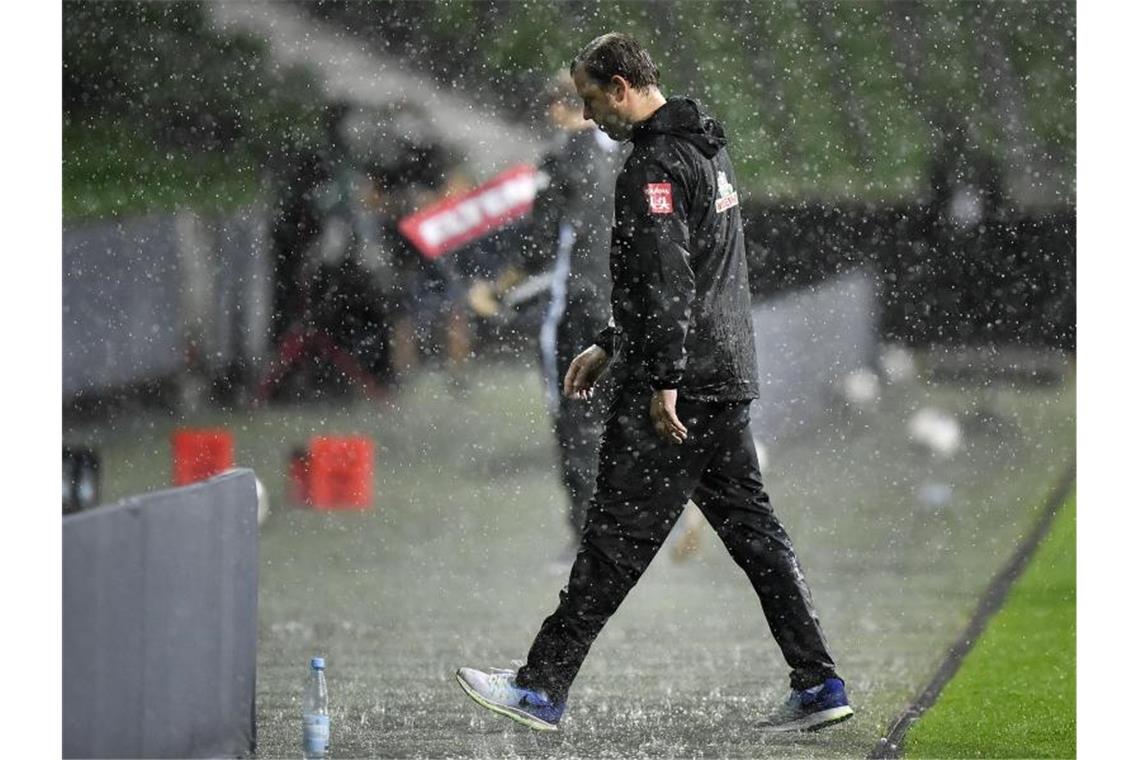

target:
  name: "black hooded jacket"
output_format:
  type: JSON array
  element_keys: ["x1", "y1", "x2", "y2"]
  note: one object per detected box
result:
[{"x1": 595, "y1": 97, "x2": 759, "y2": 401}]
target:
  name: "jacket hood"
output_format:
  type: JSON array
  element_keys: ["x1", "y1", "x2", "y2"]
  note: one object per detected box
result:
[{"x1": 632, "y1": 97, "x2": 727, "y2": 158}]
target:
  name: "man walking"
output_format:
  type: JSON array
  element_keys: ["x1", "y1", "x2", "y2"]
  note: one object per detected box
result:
[{"x1": 457, "y1": 32, "x2": 852, "y2": 733}]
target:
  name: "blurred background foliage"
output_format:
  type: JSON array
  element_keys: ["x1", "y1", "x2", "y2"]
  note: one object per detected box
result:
[
  {"x1": 63, "y1": 1, "x2": 324, "y2": 218},
  {"x1": 63, "y1": 0, "x2": 1074, "y2": 219}
]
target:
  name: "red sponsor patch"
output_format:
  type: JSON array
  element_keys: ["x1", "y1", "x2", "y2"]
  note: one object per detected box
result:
[{"x1": 644, "y1": 182, "x2": 674, "y2": 214}]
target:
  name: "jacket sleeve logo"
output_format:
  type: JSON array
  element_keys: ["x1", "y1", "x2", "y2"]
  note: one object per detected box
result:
[
  {"x1": 644, "y1": 182, "x2": 674, "y2": 214},
  {"x1": 715, "y1": 170, "x2": 739, "y2": 213}
]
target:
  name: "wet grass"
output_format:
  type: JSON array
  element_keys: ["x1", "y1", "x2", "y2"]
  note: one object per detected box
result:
[{"x1": 905, "y1": 491, "x2": 1076, "y2": 759}]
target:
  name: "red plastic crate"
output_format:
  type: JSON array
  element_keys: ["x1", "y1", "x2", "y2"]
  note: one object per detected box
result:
[
  {"x1": 307, "y1": 436, "x2": 374, "y2": 510},
  {"x1": 171, "y1": 428, "x2": 234, "y2": 486}
]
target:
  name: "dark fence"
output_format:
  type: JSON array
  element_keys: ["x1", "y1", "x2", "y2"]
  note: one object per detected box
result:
[
  {"x1": 63, "y1": 470, "x2": 259, "y2": 759},
  {"x1": 62, "y1": 200, "x2": 1074, "y2": 403},
  {"x1": 741, "y1": 202, "x2": 1075, "y2": 350}
]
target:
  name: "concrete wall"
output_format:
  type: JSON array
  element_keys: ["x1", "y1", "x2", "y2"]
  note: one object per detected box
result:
[
  {"x1": 63, "y1": 209, "x2": 270, "y2": 398},
  {"x1": 62, "y1": 214, "x2": 184, "y2": 397},
  {"x1": 63, "y1": 470, "x2": 260, "y2": 759},
  {"x1": 750, "y1": 267, "x2": 878, "y2": 444}
]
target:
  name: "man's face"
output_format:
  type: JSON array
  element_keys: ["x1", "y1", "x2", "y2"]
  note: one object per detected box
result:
[{"x1": 572, "y1": 67, "x2": 633, "y2": 141}]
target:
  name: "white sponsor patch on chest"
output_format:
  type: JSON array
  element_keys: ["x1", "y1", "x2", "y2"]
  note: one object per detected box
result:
[{"x1": 715, "y1": 170, "x2": 739, "y2": 213}]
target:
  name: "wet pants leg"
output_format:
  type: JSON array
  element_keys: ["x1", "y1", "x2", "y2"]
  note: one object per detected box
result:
[
  {"x1": 550, "y1": 301, "x2": 611, "y2": 538},
  {"x1": 691, "y1": 408, "x2": 839, "y2": 691},
  {"x1": 516, "y1": 395, "x2": 838, "y2": 701},
  {"x1": 553, "y1": 392, "x2": 606, "y2": 538},
  {"x1": 518, "y1": 392, "x2": 729, "y2": 701}
]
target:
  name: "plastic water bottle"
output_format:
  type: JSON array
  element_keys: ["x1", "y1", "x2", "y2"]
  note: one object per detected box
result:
[{"x1": 302, "y1": 657, "x2": 330, "y2": 759}]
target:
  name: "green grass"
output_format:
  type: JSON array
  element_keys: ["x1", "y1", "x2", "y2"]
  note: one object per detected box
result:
[
  {"x1": 906, "y1": 490, "x2": 1076, "y2": 759},
  {"x1": 63, "y1": 117, "x2": 263, "y2": 220}
]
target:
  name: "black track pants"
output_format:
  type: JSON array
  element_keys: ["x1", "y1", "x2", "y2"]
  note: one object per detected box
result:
[
  {"x1": 516, "y1": 388, "x2": 839, "y2": 702},
  {"x1": 542, "y1": 298, "x2": 612, "y2": 538}
]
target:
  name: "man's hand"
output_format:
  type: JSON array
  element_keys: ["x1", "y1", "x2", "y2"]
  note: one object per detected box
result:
[
  {"x1": 649, "y1": 389, "x2": 688, "y2": 444},
  {"x1": 466, "y1": 278, "x2": 501, "y2": 317},
  {"x1": 563, "y1": 344, "x2": 610, "y2": 399}
]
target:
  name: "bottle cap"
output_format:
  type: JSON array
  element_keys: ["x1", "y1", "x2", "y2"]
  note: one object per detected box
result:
[{"x1": 310, "y1": 657, "x2": 325, "y2": 670}]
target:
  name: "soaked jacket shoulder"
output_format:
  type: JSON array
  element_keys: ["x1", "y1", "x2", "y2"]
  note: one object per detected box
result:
[{"x1": 600, "y1": 97, "x2": 759, "y2": 401}]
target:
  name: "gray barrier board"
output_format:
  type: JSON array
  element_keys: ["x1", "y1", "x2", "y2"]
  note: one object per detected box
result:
[
  {"x1": 750, "y1": 267, "x2": 878, "y2": 443},
  {"x1": 63, "y1": 469, "x2": 259, "y2": 758}
]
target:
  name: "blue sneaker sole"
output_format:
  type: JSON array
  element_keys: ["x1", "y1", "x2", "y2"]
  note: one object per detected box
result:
[
  {"x1": 455, "y1": 670, "x2": 560, "y2": 732},
  {"x1": 760, "y1": 704, "x2": 854, "y2": 732}
]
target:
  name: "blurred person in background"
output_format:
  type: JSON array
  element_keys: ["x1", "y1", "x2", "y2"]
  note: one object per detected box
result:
[
  {"x1": 499, "y1": 72, "x2": 621, "y2": 564},
  {"x1": 927, "y1": 111, "x2": 1006, "y2": 235},
  {"x1": 268, "y1": 104, "x2": 346, "y2": 348},
  {"x1": 378, "y1": 145, "x2": 475, "y2": 393},
  {"x1": 458, "y1": 32, "x2": 851, "y2": 734},
  {"x1": 265, "y1": 102, "x2": 396, "y2": 398}
]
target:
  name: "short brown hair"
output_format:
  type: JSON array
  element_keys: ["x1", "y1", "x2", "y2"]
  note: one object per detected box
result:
[{"x1": 570, "y1": 33, "x2": 660, "y2": 90}]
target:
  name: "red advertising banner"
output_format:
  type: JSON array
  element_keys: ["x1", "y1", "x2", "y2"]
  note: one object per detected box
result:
[{"x1": 397, "y1": 164, "x2": 539, "y2": 259}]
